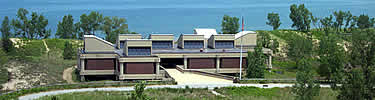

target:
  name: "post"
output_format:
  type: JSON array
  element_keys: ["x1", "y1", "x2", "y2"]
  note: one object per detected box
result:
[
  {"x1": 216, "y1": 57, "x2": 220, "y2": 73},
  {"x1": 239, "y1": 16, "x2": 244, "y2": 80},
  {"x1": 184, "y1": 57, "x2": 188, "y2": 69},
  {"x1": 80, "y1": 59, "x2": 85, "y2": 81},
  {"x1": 120, "y1": 62, "x2": 124, "y2": 75},
  {"x1": 156, "y1": 62, "x2": 160, "y2": 75},
  {"x1": 268, "y1": 55, "x2": 272, "y2": 69}
]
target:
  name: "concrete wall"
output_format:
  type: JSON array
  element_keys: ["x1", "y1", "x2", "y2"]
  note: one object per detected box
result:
[
  {"x1": 149, "y1": 34, "x2": 174, "y2": 41},
  {"x1": 235, "y1": 33, "x2": 257, "y2": 47},
  {"x1": 123, "y1": 40, "x2": 152, "y2": 56},
  {"x1": 117, "y1": 34, "x2": 142, "y2": 48},
  {"x1": 177, "y1": 35, "x2": 205, "y2": 49},
  {"x1": 208, "y1": 35, "x2": 235, "y2": 49},
  {"x1": 84, "y1": 36, "x2": 115, "y2": 52}
]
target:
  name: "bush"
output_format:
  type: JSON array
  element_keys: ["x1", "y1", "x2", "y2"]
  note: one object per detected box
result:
[
  {"x1": 129, "y1": 81, "x2": 150, "y2": 100},
  {"x1": 63, "y1": 41, "x2": 74, "y2": 60}
]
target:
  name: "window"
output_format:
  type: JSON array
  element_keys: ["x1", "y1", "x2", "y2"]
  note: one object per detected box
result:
[
  {"x1": 120, "y1": 41, "x2": 125, "y2": 49},
  {"x1": 215, "y1": 41, "x2": 234, "y2": 48},
  {"x1": 128, "y1": 47, "x2": 151, "y2": 56},
  {"x1": 184, "y1": 41, "x2": 204, "y2": 49},
  {"x1": 152, "y1": 41, "x2": 173, "y2": 49}
]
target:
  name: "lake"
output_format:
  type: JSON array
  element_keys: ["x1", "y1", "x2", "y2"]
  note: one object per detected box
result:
[{"x1": 0, "y1": 0, "x2": 374, "y2": 37}]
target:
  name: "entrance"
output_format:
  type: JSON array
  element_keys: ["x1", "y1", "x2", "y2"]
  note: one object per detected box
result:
[{"x1": 160, "y1": 58, "x2": 184, "y2": 68}]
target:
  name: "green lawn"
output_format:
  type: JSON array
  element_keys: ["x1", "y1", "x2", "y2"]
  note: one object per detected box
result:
[{"x1": 37, "y1": 87, "x2": 337, "y2": 100}]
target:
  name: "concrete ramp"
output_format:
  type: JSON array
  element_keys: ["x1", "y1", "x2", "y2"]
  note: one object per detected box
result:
[{"x1": 165, "y1": 69, "x2": 233, "y2": 85}]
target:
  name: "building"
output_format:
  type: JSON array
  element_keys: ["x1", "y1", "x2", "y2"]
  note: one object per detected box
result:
[{"x1": 77, "y1": 30, "x2": 272, "y2": 81}]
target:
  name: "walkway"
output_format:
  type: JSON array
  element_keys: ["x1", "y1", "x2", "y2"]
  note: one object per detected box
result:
[
  {"x1": 164, "y1": 69, "x2": 233, "y2": 85},
  {"x1": 18, "y1": 84, "x2": 331, "y2": 100}
]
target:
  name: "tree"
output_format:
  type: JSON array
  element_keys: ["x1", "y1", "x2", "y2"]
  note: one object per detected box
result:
[
  {"x1": 257, "y1": 31, "x2": 271, "y2": 48},
  {"x1": 0, "y1": 49, "x2": 7, "y2": 66},
  {"x1": 293, "y1": 58, "x2": 320, "y2": 100},
  {"x1": 129, "y1": 81, "x2": 150, "y2": 100},
  {"x1": 338, "y1": 69, "x2": 366, "y2": 100},
  {"x1": 11, "y1": 8, "x2": 50, "y2": 39},
  {"x1": 56, "y1": 14, "x2": 77, "y2": 39},
  {"x1": 318, "y1": 32, "x2": 346, "y2": 89},
  {"x1": 102, "y1": 16, "x2": 130, "y2": 43},
  {"x1": 1, "y1": 16, "x2": 13, "y2": 53},
  {"x1": 63, "y1": 41, "x2": 75, "y2": 60},
  {"x1": 221, "y1": 15, "x2": 239, "y2": 34},
  {"x1": 266, "y1": 12, "x2": 281, "y2": 30},
  {"x1": 343, "y1": 11, "x2": 353, "y2": 32},
  {"x1": 289, "y1": 4, "x2": 312, "y2": 32},
  {"x1": 333, "y1": 11, "x2": 346, "y2": 32},
  {"x1": 78, "y1": 11, "x2": 103, "y2": 35},
  {"x1": 357, "y1": 14, "x2": 374, "y2": 29},
  {"x1": 310, "y1": 14, "x2": 319, "y2": 30},
  {"x1": 287, "y1": 35, "x2": 313, "y2": 61},
  {"x1": 349, "y1": 29, "x2": 375, "y2": 99},
  {"x1": 320, "y1": 15, "x2": 334, "y2": 32},
  {"x1": 246, "y1": 45, "x2": 265, "y2": 78}
]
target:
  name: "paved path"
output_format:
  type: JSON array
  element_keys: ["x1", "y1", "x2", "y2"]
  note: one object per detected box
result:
[
  {"x1": 165, "y1": 69, "x2": 232, "y2": 85},
  {"x1": 62, "y1": 66, "x2": 76, "y2": 84},
  {"x1": 18, "y1": 84, "x2": 331, "y2": 100}
]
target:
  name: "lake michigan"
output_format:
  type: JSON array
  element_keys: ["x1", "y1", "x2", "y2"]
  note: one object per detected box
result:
[{"x1": 0, "y1": 0, "x2": 374, "y2": 37}]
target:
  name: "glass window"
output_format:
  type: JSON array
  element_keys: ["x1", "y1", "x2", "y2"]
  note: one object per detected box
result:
[
  {"x1": 152, "y1": 41, "x2": 173, "y2": 49},
  {"x1": 128, "y1": 47, "x2": 151, "y2": 56},
  {"x1": 184, "y1": 41, "x2": 204, "y2": 49},
  {"x1": 120, "y1": 41, "x2": 125, "y2": 49},
  {"x1": 215, "y1": 41, "x2": 234, "y2": 48}
]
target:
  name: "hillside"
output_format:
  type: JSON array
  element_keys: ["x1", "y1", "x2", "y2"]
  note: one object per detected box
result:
[{"x1": 1, "y1": 38, "x2": 82, "y2": 90}]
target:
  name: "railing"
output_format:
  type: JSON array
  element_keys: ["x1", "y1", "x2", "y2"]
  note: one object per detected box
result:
[
  {"x1": 175, "y1": 65, "x2": 234, "y2": 81},
  {"x1": 159, "y1": 66, "x2": 176, "y2": 82}
]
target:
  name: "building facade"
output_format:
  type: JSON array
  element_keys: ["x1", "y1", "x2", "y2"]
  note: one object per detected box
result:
[{"x1": 78, "y1": 30, "x2": 272, "y2": 81}]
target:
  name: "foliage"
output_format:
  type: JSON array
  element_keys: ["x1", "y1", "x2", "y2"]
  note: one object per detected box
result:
[
  {"x1": 357, "y1": 14, "x2": 375, "y2": 29},
  {"x1": 0, "y1": 49, "x2": 8, "y2": 88},
  {"x1": 293, "y1": 58, "x2": 320, "y2": 100},
  {"x1": 56, "y1": 14, "x2": 77, "y2": 39},
  {"x1": 320, "y1": 15, "x2": 334, "y2": 32},
  {"x1": 348, "y1": 29, "x2": 375, "y2": 99},
  {"x1": 286, "y1": 34, "x2": 313, "y2": 61},
  {"x1": 257, "y1": 31, "x2": 271, "y2": 48},
  {"x1": 0, "y1": 49, "x2": 8, "y2": 66},
  {"x1": 1, "y1": 16, "x2": 14, "y2": 53},
  {"x1": 266, "y1": 12, "x2": 281, "y2": 30},
  {"x1": 129, "y1": 81, "x2": 150, "y2": 100},
  {"x1": 63, "y1": 41, "x2": 75, "y2": 60},
  {"x1": 318, "y1": 32, "x2": 346, "y2": 89},
  {"x1": 77, "y1": 11, "x2": 104, "y2": 39},
  {"x1": 246, "y1": 46, "x2": 265, "y2": 78},
  {"x1": 338, "y1": 69, "x2": 366, "y2": 100},
  {"x1": 289, "y1": 4, "x2": 312, "y2": 32},
  {"x1": 11, "y1": 8, "x2": 51, "y2": 39},
  {"x1": 221, "y1": 15, "x2": 239, "y2": 34},
  {"x1": 102, "y1": 16, "x2": 130, "y2": 43}
]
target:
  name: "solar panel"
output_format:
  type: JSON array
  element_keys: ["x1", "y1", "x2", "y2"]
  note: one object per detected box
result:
[
  {"x1": 215, "y1": 41, "x2": 234, "y2": 48},
  {"x1": 128, "y1": 47, "x2": 151, "y2": 56},
  {"x1": 184, "y1": 41, "x2": 204, "y2": 49}
]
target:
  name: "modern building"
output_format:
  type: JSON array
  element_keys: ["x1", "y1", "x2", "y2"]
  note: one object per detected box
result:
[{"x1": 77, "y1": 29, "x2": 272, "y2": 81}]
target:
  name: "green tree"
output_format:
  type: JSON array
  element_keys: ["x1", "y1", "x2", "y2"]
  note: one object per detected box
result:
[
  {"x1": 333, "y1": 10, "x2": 346, "y2": 32},
  {"x1": 292, "y1": 58, "x2": 320, "y2": 100},
  {"x1": 310, "y1": 14, "x2": 319, "y2": 30},
  {"x1": 287, "y1": 35, "x2": 313, "y2": 61},
  {"x1": 102, "y1": 16, "x2": 130, "y2": 43},
  {"x1": 349, "y1": 29, "x2": 375, "y2": 99},
  {"x1": 1, "y1": 16, "x2": 14, "y2": 53},
  {"x1": 0, "y1": 49, "x2": 8, "y2": 66},
  {"x1": 338, "y1": 69, "x2": 366, "y2": 100},
  {"x1": 320, "y1": 15, "x2": 334, "y2": 32},
  {"x1": 246, "y1": 45, "x2": 265, "y2": 78},
  {"x1": 289, "y1": 4, "x2": 312, "y2": 32},
  {"x1": 318, "y1": 32, "x2": 346, "y2": 89},
  {"x1": 129, "y1": 81, "x2": 150, "y2": 100},
  {"x1": 11, "y1": 8, "x2": 50, "y2": 39},
  {"x1": 343, "y1": 11, "x2": 353, "y2": 32},
  {"x1": 257, "y1": 31, "x2": 271, "y2": 48},
  {"x1": 63, "y1": 41, "x2": 75, "y2": 60},
  {"x1": 56, "y1": 14, "x2": 77, "y2": 39},
  {"x1": 77, "y1": 11, "x2": 104, "y2": 38},
  {"x1": 266, "y1": 12, "x2": 281, "y2": 30},
  {"x1": 221, "y1": 15, "x2": 239, "y2": 34},
  {"x1": 357, "y1": 14, "x2": 375, "y2": 29}
]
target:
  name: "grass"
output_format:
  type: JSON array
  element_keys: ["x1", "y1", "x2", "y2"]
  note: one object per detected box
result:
[{"x1": 36, "y1": 87, "x2": 337, "y2": 100}]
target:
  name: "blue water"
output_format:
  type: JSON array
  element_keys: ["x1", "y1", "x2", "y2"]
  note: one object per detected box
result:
[{"x1": 0, "y1": 0, "x2": 374, "y2": 37}]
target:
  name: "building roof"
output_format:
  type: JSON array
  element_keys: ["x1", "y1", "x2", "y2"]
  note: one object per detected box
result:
[
  {"x1": 84, "y1": 35, "x2": 115, "y2": 46},
  {"x1": 194, "y1": 28, "x2": 218, "y2": 39},
  {"x1": 235, "y1": 31, "x2": 256, "y2": 39}
]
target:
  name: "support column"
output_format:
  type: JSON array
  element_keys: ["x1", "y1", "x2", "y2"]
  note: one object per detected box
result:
[
  {"x1": 120, "y1": 62, "x2": 124, "y2": 75},
  {"x1": 216, "y1": 57, "x2": 220, "y2": 73},
  {"x1": 156, "y1": 62, "x2": 160, "y2": 79},
  {"x1": 268, "y1": 55, "x2": 272, "y2": 69},
  {"x1": 80, "y1": 59, "x2": 85, "y2": 71},
  {"x1": 184, "y1": 57, "x2": 188, "y2": 69},
  {"x1": 80, "y1": 59, "x2": 85, "y2": 82}
]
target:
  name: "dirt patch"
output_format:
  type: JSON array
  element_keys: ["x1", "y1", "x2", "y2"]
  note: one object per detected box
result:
[{"x1": 63, "y1": 66, "x2": 76, "y2": 84}]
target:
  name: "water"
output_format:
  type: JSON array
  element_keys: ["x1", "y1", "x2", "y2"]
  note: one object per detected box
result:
[{"x1": 0, "y1": 0, "x2": 374, "y2": 37}]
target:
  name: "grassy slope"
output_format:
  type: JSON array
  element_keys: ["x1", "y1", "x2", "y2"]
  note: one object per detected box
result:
[
  {"x1": 36, "y1": 87, "x2": 337, "y2": 100},
  {"x1": 1, "y1": 38, "x2": 82, "y2": 89}
]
